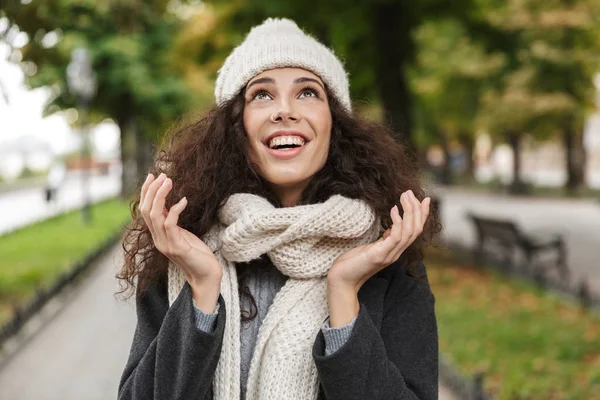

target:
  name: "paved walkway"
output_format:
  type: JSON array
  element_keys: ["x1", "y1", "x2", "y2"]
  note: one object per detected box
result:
[
  {"x1": 434, "y1": 186, "x2": 600, "y2": 293},
  {"x1": 0, "y1": 245, "x2": 134, "y2": 400},
  {"x1": 0, "y1": 243, "x2": 457, "y2": 399}
]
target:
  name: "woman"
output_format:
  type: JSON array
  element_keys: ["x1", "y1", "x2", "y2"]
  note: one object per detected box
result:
[{"x1": 117, "y1": 17, "x2": 441, "y2": 400}]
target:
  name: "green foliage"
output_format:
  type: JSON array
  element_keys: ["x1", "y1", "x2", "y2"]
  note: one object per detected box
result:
[
  {"x1": 1, "y1": 0, "x2": 193, "y2": 137},
  {"x1": 410, "y1": 18, "x2": 503, "y2": 146},
  {"x1": 474, "y1": 0, "x2": 600, "y2": 139},
  {"x1": 429, "y1": 249, "x2": 600, "y2": 399},
  {"x1": 0, "y1": 198, "x2": 130, "y2": 308}
]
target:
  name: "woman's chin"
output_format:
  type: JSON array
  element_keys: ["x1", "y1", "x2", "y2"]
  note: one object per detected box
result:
[
  {"x1": 266, "y1": 175, "x2": 308, "y2": 187},
  {"x1": 261, "y1": 170, "x2": 313, "y2": 188}
]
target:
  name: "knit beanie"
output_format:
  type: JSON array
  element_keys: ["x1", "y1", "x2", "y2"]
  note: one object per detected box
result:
[{"x1": 214, "y1": 18, "x2": 352, "y2": 112}]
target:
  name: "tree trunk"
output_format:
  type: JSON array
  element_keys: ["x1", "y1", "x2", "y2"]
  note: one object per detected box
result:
[
  {"x1": 118, "y1": 117, "x2": 138, "y2": 199},
  {"x1": 134, "y1": 119, "x2": 154, "y2": 183},
  {"x1": 438, "y1": 130, "x2": 452, "y2": 185},
  {"x1": 372, "y1": 2, "x2": 415, "y2": 159},
  {"x1": 560, "y1": 19, "x2": 586, "y2": 193},
  {"x1": 563, "y1": 125, "x2": 586, "y2": 193},
  {"x1": 458, "y1": 132, "x2": 475, "y2": 181}
]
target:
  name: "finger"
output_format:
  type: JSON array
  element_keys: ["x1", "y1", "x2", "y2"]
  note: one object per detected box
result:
[
  {"x1": 382, "y1": 227, "x2": 392, "y2": 240},
  {"x1": 140, "y1": 173, "x2": 167, "y2": 235},
  {"x1": 400, "y1": 191, "x2": 414, "y2": 244},
  {"x1": 150, "y1": 176, "x2": 172, "y2": 237},
  {"x1": 143, "y1": 173, "x2": 167, "y2": 236},
  {"x1": 389, "y1": 200, "x2": 408, "y2": 257},
  {"x1": 390, "y1": 193, "x2": 428, "y2": 261},
  {"x1": 141, "y1": 173, "x2": 165, "y2": 212},
  {"x1": 164, "y1": 197, "x2": 188, "y2": 253},
  {"x1": 378, "y1": 204, "x2": 403, "y2": 258},
  {"x1": 140, "y1": 173, "x2": 154, "y2": 208},
  {"x1": 389, "y1": 204, "x2": 403, "y2": 243},
  {"x1": 408, "y1": 191, "x2": 423, "y2": 241}
]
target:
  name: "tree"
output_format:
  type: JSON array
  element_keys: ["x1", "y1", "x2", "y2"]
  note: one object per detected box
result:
[
  {"x1": 410, "y1": 19, "x2": 504, "y2": 183},
  {"x1": 475, "y1": 0, "x2": 600, "y2": 193},
  {"x1": 1, "y1": 0, "x2": 193, "y2": 197},
  {"x1": 478, "y1": 66, "x2": 576, "y2": 192}
]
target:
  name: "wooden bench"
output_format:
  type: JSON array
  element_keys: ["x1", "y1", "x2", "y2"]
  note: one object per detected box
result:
[{"x1": 466, "y1": 212, "x2": 568, "y2": 279}]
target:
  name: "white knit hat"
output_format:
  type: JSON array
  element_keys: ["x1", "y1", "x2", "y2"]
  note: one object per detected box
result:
[{"x1": 214, "y1": 18, "x2": 352, "y2": 112}]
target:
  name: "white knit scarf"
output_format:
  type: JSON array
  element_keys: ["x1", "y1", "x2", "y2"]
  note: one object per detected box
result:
[{"x1": 167, "y1": 193, "x2": 381, "y2": 400}]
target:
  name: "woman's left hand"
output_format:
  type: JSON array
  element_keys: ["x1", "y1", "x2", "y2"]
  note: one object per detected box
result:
[{"x1": 328, "y1": 190, "x2": 431, "y2": 292}]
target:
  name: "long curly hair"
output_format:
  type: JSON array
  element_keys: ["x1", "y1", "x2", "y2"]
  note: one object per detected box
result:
[{"x1": 117, "y1": 86, "x2": 442, "y2": 319}]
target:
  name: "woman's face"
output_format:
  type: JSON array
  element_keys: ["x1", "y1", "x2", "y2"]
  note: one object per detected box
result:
[{"x1": 243, "y1": 67, "x2": 332, "y2": 207}]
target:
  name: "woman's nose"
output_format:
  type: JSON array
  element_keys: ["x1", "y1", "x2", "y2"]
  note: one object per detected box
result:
[{"x1": 272, "y1": 105, "x2": 301, "y2": 123}]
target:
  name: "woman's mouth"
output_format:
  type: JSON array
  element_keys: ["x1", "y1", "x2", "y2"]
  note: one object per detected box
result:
[{"x1": 264, "y1": 135, "x2": 309, "y2": 160}]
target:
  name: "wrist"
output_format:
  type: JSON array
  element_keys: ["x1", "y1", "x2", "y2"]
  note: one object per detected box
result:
[
  {"x1": 190, "y1": 275, "x2": 221, "y2": 313},
  {"x1": 186, "y1": 266, "x2": 222, "y2": 288},
  {"x1": 326, "y1": 281, "x2": 359, "y2": 328},
  {"x1": 327, "y1": 271, "x2": 360, "y2": 294}
]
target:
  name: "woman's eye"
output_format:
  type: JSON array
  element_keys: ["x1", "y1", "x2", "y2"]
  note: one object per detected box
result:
[
  {"x1": 252, "y1": 91, "x2": 271, "y2": 101},
  {"x1": 300, "y1": 89, "x2": 318, "y2": 98}
]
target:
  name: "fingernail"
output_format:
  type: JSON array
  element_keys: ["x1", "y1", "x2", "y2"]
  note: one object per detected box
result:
[
  {"x1": 145, "y1": 174, "x2": 151, "y2": 182},
  {"x1": 158, "y1": 173, "x2": 165, "y2": 180},
  {"x1": 408, "y1": 190, "x2": 414, "y2": 198}
]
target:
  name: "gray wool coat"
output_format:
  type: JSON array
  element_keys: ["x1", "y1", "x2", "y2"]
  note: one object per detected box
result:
[{"x1": 117, "y1": 257, "x2": 439, "y2": 400}]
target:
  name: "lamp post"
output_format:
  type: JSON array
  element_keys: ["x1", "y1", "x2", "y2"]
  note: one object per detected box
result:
[{"x1": 67, "y1": 47, "x2": 97, "y2": 224}]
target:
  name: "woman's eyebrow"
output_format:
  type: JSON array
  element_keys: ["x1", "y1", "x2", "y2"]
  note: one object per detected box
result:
[
  {"x1": 246, "y1": 76, "x2": 325, "y2": 92},
  {"x1": 293, "y1": 77, "x2": 324, "y2": 90},
  {"x1": 246, "y1": 77, "x2": 274, "y2": 91}
]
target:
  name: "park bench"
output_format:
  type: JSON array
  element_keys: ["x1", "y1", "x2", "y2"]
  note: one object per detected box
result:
[{"x1": 466, "y1": 212, "x2": 569, "y2": 280}]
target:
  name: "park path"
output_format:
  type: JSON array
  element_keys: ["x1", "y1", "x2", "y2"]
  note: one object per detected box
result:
[{"x1": 0, "y1": 245, "x2": 134, "y2": 400}]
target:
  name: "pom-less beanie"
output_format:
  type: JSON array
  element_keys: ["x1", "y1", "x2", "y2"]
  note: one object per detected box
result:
[{"x1": 214, "y1": 18, "x2": 352, "y2": 112}]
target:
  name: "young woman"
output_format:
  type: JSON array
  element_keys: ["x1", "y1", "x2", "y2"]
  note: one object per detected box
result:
[{"x1": 117, "y1": 17, "x2": 441, "y2": 400}]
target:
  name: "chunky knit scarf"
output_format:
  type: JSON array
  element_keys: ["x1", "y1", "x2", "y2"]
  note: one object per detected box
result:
[{"x1": 167, "y1": 193, "x2": 381, "y2": 400}]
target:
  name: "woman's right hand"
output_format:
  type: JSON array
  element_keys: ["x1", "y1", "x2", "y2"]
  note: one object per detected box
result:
[{"x1": 140, "y1": 173, "x2": 222, "y2": 303}]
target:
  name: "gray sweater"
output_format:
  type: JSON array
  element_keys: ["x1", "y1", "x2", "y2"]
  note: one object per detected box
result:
[{"x1": 193, "y1": 264, "x2": 357, "y2": 399}]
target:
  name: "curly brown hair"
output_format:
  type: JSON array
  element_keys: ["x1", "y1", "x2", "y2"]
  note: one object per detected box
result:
[{"x1": 117, "y1": 86, "x2": 442, "y2": 321}]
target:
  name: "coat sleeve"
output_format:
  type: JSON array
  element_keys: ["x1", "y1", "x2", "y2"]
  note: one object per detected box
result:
[
  {"x1": 118, "y1": 277, "x2": 225, "y2": 400},
  {"x1": 312, "y1": 262, "x2": 438, "y2": 400}
]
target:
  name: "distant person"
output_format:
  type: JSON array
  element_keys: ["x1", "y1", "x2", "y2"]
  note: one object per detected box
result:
[
  {"x1": 117, "y1": 18, "x2": 441, "y2": 400},
  {"x1": 44, "y1": 160, "x2": 67, "y2": 204}
]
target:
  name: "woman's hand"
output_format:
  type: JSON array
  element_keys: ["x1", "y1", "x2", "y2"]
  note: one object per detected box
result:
[
  {"x1": 326, "y1": 190, "x2": 430, "y2": 327},
  {"x1": 328, "y1": 190, "x2": 431, "y2": 292},
  {"x1": 140, "y1": 173, "x2": 222, "y2": 310}
]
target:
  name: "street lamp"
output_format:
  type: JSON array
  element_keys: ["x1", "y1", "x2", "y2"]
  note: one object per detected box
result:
[{"x1": 67, "y1": 47, "x2": 97, "y2": 224}]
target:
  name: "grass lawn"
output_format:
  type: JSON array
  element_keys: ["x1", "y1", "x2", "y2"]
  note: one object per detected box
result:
[
  {"x1": 427, "y1": 247, "x2": 600, "y2": 400},
  {"x1": 0, "y1": 198, "x2": 131, "y2": 325}
]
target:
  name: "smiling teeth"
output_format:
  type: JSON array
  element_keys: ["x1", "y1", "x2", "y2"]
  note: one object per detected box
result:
[{"x1": 268, "y1": 136, "x2": 306, "y2": 148}]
